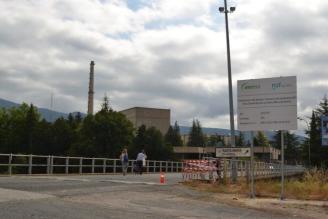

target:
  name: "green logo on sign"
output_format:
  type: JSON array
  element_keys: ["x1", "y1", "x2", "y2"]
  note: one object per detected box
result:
[{"x1": 241, "y1": 82, "x2": 260, "y2": 91}]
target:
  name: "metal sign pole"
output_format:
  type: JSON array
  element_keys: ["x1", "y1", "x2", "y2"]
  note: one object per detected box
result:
[
  {"x1": 250, "y1": 131, "x2": 255, "y2": 198},
  {"x1": 280, "y1": 130, "x2": 285, "y2": 200}
]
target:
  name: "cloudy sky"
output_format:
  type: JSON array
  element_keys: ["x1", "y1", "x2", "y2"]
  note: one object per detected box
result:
[{"x1": 0, "y1": 0, "x2": 327, "y2": 130}]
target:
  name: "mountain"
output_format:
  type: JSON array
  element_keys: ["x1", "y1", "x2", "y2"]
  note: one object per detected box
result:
[
  {"x1": 0, "y1": 98, "x2": 85, "y2": 122},
  {"x1": 179, "y1": 125, "x2": 305, "y2": 143}
]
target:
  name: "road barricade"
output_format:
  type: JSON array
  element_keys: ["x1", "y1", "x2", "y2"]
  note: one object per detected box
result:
[{"x1": 182, "y1": 159, "x2": 218, "y2": 182}]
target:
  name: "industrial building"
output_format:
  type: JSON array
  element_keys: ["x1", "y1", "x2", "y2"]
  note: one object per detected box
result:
[{"x1": 120, "y1": 107, "x2": 170, "y2": 135}]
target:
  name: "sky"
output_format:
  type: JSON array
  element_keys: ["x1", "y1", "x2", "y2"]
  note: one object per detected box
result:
[{"x1": 0, "y1": 0, "x2": 327, "y2": 131}]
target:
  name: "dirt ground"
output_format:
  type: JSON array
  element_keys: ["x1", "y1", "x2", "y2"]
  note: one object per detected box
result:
[{"x1": 182, "y1": 181, "x2": 328, "y2": 219}]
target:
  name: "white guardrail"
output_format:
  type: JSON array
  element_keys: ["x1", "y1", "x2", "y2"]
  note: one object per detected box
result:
[
  {"x1": 0, "y1": 153, "x2": 183, "y2": 175},
  {"x1": 0, "y1": 154, "x2": 306, "y2": 180}
]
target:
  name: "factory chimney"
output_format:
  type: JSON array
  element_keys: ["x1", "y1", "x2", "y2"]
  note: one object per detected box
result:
[{"x1": 87, "y1": 61, "x2": 95, "y2": 114}]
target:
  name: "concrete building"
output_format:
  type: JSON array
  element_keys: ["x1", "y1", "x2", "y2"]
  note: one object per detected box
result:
[
  {"x1": 120, "y1": 107, "x2": 170, "y2": 135},
  {"x1": 181, "y1": 134, "x2": 232, "y2": 146}
]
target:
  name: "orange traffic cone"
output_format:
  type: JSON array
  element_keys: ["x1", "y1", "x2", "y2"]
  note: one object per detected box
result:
[{"x1": 160, "y1": 172, "x2": 165, "y2": 184}]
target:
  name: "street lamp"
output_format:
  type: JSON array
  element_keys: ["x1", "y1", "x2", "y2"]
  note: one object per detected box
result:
[
  {"x1": 219, "y1": 0, "x2": 237, "y2": 182},
  {"x1": 298, "y1": 117, "x2": 311, "y2": 166},
  {"x1": 219, "y1": 1, "x2": 236, "y2": 148}
]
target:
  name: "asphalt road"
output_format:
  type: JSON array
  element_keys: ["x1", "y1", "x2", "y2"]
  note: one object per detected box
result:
[{"x1": 0, "y1": 173, "x2": 305, "y2": 219}]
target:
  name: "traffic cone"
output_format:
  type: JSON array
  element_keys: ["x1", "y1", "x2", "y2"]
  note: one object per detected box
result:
[{"x1": 160, "y1": 172, "x2": 165, "y2": 184}]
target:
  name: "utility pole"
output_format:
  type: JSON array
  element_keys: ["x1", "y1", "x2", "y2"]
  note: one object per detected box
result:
[{"x1": 219, "y1": 0, "x2": 237, "y2": 182}]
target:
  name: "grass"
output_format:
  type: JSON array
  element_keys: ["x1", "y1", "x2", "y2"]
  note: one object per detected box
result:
[{"x1": 183, "y1": 168, "x2": 328, "y2": 201}]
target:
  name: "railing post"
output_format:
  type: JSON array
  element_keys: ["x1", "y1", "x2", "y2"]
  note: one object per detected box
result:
[
  {"x1": 28, "y1": 154, "x2": 33, "y2": 175},
  {"x1": 103, "y1": 159, "x2": 106, "y2": 174},
  {"x1": 47, "y1": 155, "x2": 50, "y2": 174},
  {"x1": 79, "y1": 157, "x2": 83, "y2": 174},
  {"x1": 131, "y1": 160, "x2": 134, "y2": 174},
  {"x1": 153, "y1": 161, "x2": 156, "y2": 173},
  {"x1": 113, "y1": 160, "x2": 116, "y2": 174},
  {"x1": 166, "y1": 161, "x2": 168, "y2": 172},
  {"x1": 50, "y1": 156, "x2": 54, "y2": 174},
  {"x1": 146, "y1": 160, "x2": 149, "y2": 173},
  {"x1": 160, "y1": 161, "x2": 162, "y2": 172},
  {"x1": 8, "y1": 154, "x2": 12, "y2": 175},
  {"x1": 65, "y1": 157, "x2": 69, "y2": 174},
  {"x1": 91, "y1": 159, "x2": 95, "y2": 174},
  {"x1": 171, "y1": 161, "x2": 173, "y2": 172}
]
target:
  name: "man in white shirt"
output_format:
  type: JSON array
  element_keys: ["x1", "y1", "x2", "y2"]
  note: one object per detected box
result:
[{"x1": 136, "y1": 150, "x2": 147, "y2": 175}]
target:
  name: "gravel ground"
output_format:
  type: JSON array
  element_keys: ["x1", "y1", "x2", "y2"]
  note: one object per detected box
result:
[{"x1": 0, "y1": 174, "x2": 320, "y2": 219}]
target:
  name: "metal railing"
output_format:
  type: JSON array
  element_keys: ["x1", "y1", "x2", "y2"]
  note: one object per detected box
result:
[
  {"x1": 0, "y1": 154, "x2": 305, "y2": 180},
  {"x1": 182, "y1": 159, "x2": 306, "y2": 181},
  {"x1": 220, "y1": 159, "x2": 305, "y2": 180},
  {"x1": 0, "y1": 153, "x2": 183, "y2": 175}
]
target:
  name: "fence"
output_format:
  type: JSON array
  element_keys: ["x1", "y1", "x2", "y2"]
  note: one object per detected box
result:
[
  {"x1": 0, "y1": 153, "x2": 183, "y2": 175},
  {"x1": 0, "y1": 154, "x2": 305, "y2": 180},
  {"x1": 182, "y1": 159, "x2": 306, "y2": 181}
]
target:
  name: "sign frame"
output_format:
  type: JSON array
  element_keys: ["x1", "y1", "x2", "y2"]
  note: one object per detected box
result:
[
  {"x1": 237, "y1": 76, "x2": 297, "y2": 131},
  {"x1": 215, "y1": 147, "x2": 251, "y2": 158}
]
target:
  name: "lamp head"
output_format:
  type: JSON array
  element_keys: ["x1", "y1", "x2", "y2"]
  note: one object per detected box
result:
[
  {"x1": 218, "y1": 7, "x2": 225, "y2": 13},
  {"x1": 230, "y1": 7, "x2": 236, "y2": 12}
]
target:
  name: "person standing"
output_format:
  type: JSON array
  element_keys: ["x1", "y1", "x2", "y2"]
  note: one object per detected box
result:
[
  {"x1": 136, "y1": 149, "x2": 147, "y2": 175},
  {"x1": 120, "y1": 148, "x2": 129, "y2": 176}
]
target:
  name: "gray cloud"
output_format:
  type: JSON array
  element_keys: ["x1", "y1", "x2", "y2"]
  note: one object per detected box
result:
[{"x1": 0, "y1": 0, "x2": 327, "y2": 130}]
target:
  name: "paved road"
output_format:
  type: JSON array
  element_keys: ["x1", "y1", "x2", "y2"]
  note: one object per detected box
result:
[{"x1": 0, "y1": 173, "x2": 304, "y2": 219}]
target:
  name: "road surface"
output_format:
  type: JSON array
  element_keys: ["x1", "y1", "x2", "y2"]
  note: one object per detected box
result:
[{"x1": 0, "y1": 173, "x2": 307, "y2": 218}]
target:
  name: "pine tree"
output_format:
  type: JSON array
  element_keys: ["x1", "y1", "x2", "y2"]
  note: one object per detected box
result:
[
  {"x1": 187, "y1": 119, "x2": 205, "y2": 147},
  {"x1": 307, "y1": 95, "x2": 328, "y2": 167},
  {"x1": 100, "y1": 94, "x2": 112, "y2": 113},
  {"x1": 254, "y1": 131, "x2": 269, "y2": 146},
  {"x1": 236, "y1": 132, "x2": 245, "y2": 147},
  {"x1": 165, "y1": 121, "x2": 183, "y2": 146}
]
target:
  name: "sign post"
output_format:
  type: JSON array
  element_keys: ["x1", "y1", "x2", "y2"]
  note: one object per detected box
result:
[
  {"x1": 280, "y1": 130, "x2": 285, "y2": 200},
  {"x1": 237, "y1": 76, "x2": 297, "y2": 200},
  {"x1": 250, "y1": 131, "x2": 255, "y2": 198}
]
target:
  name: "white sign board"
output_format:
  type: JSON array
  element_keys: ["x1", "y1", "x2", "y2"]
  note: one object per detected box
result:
[
  {"x1": 216, "y1": 147, "x2": 251, "y2": 157},
  {"x1": 237, "y1": 76, "x2": 297, "y2": 131}
]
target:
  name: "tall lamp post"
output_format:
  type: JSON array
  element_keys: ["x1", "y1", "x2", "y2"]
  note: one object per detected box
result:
[
  {"x1": 298, "y1": 117, "x2": 311, "y2": 166},
  {"x1": 219, "y1": 1, "x2": 237, "y2": 182}
]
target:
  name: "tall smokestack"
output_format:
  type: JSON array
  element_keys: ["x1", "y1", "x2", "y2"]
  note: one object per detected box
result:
[{"x1": 88, "y1": 61, "x2": 95, "y2": 114}]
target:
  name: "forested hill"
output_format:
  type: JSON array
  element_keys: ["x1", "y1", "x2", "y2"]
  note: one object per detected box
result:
[{"x1": 0, "y1": 98, "x2": 84, "y2": 122}]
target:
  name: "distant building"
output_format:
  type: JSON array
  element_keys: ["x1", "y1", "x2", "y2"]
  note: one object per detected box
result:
[
  {"x1": 173, "y1": 146, "x2": 280, "y2": 161},
  {"x1": 120, "y1": 107, "x2": 170, "y2": 135},
  {"x1": 181, "y1": 134, "x2": 232, "y2": 146}
]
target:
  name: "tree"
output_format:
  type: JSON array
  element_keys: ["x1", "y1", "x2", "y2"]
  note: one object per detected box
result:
[
  {"x1": 307, "y1": 95, "x2": 328, "y2": 167},
  {"x1": 25, "y1": 104, "x2": 40, "y2": 153},
  {"x1": 236, "y1": 132, "x2": 245, "y2": 147},
  {"x1": 206, "y1": 134, "x2": 224, "y2": 147},
  {"x1": 100, "y1": 94, "x2": 112, "y2": 113},
  {"x1": 165, "y1": 121, "x2": 183, "y2": 146},
  {"x1": 187, "y1": 119, "x2": 205, "y2": 147},
  {"x1": 50, "y1": 117, "x2": 74, "y2": 155},
  {"x1": 254, "y1": 131, "x2": 269, "y2": 146},
  {"x1": 132, "y1": 125, "x2": 174, "y2": 160},
  {"x1": 0, "y1": 108, "x2": 10, "y2": 153},
  {"x1": 130, "y1": 125, "x2": 147, "y2": 157},
  {"x1": 284, "y1": 131, "x2": 301, "y2": 164},
  {"x1": 70, "y1": 97, "x2": 134, "y2": 158}
]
